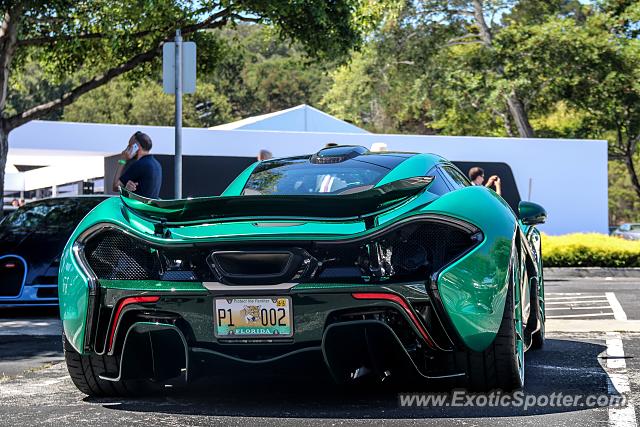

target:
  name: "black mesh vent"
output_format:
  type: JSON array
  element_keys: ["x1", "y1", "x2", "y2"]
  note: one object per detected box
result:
[
  {"x1": 310, "y1": 221, "x2": 475, "y2": 283},
  {"x1": 0, "y1": 256, "x2": 25, "y2": 297},
  {"x1": 85, "y1": 230, "x2": 160, "y2": 280},
  {"x1": 390, "y1": 222, "x2": 471, "y2": 271}
]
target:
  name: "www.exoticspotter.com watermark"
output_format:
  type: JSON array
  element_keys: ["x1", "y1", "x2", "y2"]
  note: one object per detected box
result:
[{"x1": 399, "y1": 391, "x2": 627, "y2": 411}]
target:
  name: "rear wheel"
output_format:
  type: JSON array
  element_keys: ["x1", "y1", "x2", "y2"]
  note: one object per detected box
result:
[
  {"x1": 63, "y1": 333, "x2": 130, "y2": 397},
  {"x1": 458, "y1": 261, "x2": 525, "y2": 391}
]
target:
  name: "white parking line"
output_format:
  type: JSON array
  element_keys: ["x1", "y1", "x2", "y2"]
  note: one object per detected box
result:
[
  {"x1": 546, "y1": 300, "x2": 609, "y2": 305},
  {"x1": 546, "y1": 306, "x2": 612, "y2": 311},
  {"x1": 547, "y1": 295, "x2": 615, "y2": 300},
  {"x1": 606, "y1": 293, "x2": 628, "y2": 321},
  {"x1": 546, "y1": 292, "x2": 586, "y2": 295},
  {"x1": 547, "y1": 313, "x2": 615, "y2": 318},
  {"x1": 545, "y1": 293, "x2": 626, "y2": 321},
  {"x1": 605, "y1": 332, "x2": 636, "y2": 427}
]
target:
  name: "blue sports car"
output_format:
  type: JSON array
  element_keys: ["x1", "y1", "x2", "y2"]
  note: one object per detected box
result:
[{"x1": 0, "y1": 196, "x2": 108, "y2": 307}]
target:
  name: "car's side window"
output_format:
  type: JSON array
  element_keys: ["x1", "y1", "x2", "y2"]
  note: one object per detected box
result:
[
  {"x1": 442, "y1": 165, "x2": 471, "y2": 189},
  {"x1": 425, "y1": 166, "x2": 451, "y2": 195}
]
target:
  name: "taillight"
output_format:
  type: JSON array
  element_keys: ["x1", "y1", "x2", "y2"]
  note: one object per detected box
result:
[{"x1": 107, "y1": 295, "x2": 160, "y2": 352}]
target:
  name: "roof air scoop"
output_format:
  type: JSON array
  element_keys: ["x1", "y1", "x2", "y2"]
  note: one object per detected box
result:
[{"x1": 310, "y1": 145, "x2": 368, "y2": 164}]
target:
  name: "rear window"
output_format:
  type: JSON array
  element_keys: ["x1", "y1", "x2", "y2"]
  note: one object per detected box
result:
[
  {"x1": 243, "y1": 158, "x2": 389, "y2": 195},
  {"x1": 0, "y1": 198, "x2": 104, "y2": 233}
]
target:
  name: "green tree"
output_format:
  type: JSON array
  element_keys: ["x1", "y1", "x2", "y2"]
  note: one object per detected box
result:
[
  {"x1": 202, "y1": 24, "x2": 335, "y2": 119},
  {"x1": 323, "y1": 0, "x2": 592, "y2": 137},
  {"x1": 64, "y1": 79, "x2": 233, "y2": 127},
  {"x1": 0, "y1": 0, "x2": 366, "y2": 208},
  {"x1": 61, "y1": 77, "x2": 133, "y2": 125},
  {"x1": 64, "y1": 24, "x2": 335, "y2": 127},
  {"x1": 495, "y1": 9, "x2": 640, "y2": 201}
]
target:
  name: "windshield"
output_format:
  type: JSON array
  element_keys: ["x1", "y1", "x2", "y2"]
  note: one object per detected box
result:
[
  {"x1": 243, "y1": 157, "x2": 389, "y2": 195},
  {"x1": 0, "y1": 198, "x2": 105, "y2": 233}
]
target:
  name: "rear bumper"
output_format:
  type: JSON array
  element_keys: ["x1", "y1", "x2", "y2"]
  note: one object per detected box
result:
[{"x1": 88, "y1": 282, "x2": 466, "y2": 383}]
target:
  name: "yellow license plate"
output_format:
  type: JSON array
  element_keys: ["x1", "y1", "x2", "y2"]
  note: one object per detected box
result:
[{"x1": 214, "y1": 297, "x2": 292, "y2": 338}]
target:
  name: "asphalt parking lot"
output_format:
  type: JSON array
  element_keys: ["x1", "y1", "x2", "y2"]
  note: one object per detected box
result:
[{"x1": 0, "y1": 275, "x2": 638, "y2": 426}]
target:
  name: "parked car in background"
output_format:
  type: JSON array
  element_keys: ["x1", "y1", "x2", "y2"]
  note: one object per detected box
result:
[
  {"x1": 611, "y1": 223, "x2": 640, "y2": 241},
  {"x1": 0, "y1": 196, "x2": 108, "y2": 307}
]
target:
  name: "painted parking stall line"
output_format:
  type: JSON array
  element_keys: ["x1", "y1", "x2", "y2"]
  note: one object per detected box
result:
[
  {"x1": 546, "y1": 293, "x2": 625, "y2": 320},
  {"x1": 606, "y1": 293, "x2": 628, "y2": 321},
  {"x1": 604, "y1": 332, "x2": 637, "y2": 427}
]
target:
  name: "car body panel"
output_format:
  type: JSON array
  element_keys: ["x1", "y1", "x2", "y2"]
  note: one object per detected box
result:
[
  {"x1": 427, "y1": 187, "x2": 516, "y2": 351},
  {"x1": 375, "y1": 153, "x2": 443, "y2": 187}
]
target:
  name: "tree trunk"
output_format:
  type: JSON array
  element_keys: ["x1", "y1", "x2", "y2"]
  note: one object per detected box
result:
[
  {"x1": 470, "y1": 1, "x2": 535, "y2": 138},
  {"x1": 471, "y1": 0, "x2": 493, "y2": 46},
  {"x1": 506, "y1": 94, "x2": 535, "y2": 138},
  {"x1": 624, "y1": 150, "x2": 640, "y2": 200},
  {"x1": 495, "y1": 106, "x2": 515, "y2": 137},
  {"x1": 0, "y1": 126, "x2": 7, "y2": 217},
  {"x1": 0, "y1": 4, "x2": 23, "y2": 214}
]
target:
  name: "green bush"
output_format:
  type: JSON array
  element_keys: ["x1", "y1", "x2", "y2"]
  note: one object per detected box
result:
[{"x1": 542, "y1": 233, "x2": 640, "y2": 267}]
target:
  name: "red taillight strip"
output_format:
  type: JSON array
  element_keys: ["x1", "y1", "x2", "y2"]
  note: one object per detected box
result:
[
  {"x1": 352, "y1": 292, "x2": 436, "y2": 349},
  {"x1": 107, "y1": 296, "x2": 160, "y2": 352}
]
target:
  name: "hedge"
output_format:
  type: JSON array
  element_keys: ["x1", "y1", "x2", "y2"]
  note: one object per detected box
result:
[{"x1": 541, "y1": 233, "x2": 640, "y2": 267}]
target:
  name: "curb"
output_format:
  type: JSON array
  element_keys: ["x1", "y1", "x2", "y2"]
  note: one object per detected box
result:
[{"x1": 545, "y1": 267, "x2": 640, "y2": 278}]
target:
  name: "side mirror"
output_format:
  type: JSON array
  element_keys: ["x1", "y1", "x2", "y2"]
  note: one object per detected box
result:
[{"x1": 518, "y1": 201, "x2": 547, "y2": 226}]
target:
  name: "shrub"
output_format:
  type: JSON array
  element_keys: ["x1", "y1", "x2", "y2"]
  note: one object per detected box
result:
[{"x1": 542, "y1": 233, "x2": 640, "y2": 267}]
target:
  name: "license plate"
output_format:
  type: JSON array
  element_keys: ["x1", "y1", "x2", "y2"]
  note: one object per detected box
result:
[{"x1": 214, "y1": 297, "x2": 293, "y2": 338}]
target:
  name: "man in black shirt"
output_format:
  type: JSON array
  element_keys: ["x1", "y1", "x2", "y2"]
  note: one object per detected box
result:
[{"x1": 112, "y1": 131, "x2": 162, "y2": 199}]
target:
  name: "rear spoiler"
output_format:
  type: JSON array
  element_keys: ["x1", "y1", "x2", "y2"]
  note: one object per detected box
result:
[{"x1": 120, "y1": 176, "x2": 434, "y2": 223}]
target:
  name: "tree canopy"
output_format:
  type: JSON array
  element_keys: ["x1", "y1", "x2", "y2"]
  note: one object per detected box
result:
[
  {"x1": 320, "y1": 0, "x2": 640, "y2": 223},
  {"x1": 0, "y1": 0, "x2": 369, "y2": 206}
]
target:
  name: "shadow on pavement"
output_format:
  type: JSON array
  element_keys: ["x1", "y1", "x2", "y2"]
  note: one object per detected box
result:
[
  {"x1": 0, "y1": 336, "x2": 62, "y2": 362},
  {"x1": 88, "y1": 338, "x2": 614, "y2": 419},
  {"x1": 0, "y1": 307, "x2": 60, "y2": 318}
]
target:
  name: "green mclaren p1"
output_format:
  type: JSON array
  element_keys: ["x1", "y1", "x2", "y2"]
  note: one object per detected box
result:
[{"x1": 59, "y1": 145, "x2": 546, "y2": 396}]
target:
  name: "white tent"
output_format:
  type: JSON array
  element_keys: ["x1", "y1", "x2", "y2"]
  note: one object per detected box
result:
[{"x1": 209, "y1": 104, "x2": 368, "y2": 133}]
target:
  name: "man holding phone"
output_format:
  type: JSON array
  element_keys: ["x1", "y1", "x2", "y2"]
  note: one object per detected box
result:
[{"x1": 112, "y1": 131, "x2": 162, "y2": 198}]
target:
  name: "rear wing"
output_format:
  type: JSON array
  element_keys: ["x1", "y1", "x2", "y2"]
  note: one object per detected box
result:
[{"x1": 120, "y1": 176, "x2": 434, "y2": 223}]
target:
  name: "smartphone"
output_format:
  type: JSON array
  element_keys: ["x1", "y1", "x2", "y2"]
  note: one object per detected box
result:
[{"x1": 128, "y1": 143, "x2": 139, "y2": 157}]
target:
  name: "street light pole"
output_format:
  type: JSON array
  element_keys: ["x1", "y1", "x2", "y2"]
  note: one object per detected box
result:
[{"x1": 174, "y1": 29, "x2": 183, "y2": 199}]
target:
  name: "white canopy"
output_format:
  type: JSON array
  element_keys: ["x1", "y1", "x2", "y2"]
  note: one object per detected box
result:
[{"x1": 209, "y1": 104, "x2": 368, "y2": 133}]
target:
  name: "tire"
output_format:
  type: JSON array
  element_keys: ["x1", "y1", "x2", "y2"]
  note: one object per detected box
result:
[
  {"x1": 63, "y1": 333, "x2": 130, "y2": 397},
  {"x1": 457, "y1": 263, "x2": 525, "y2": 391},
  {"x1": 530, "y1": 276, "x2": 545, "y2": 350}
]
